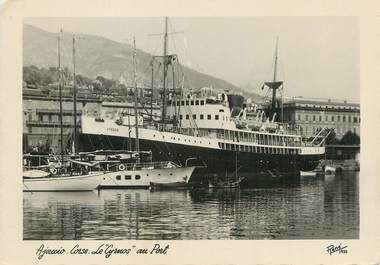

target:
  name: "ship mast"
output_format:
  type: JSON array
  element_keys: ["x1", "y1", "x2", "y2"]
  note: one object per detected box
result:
[
  {"x1": 72, "y1": 34, "x2": 78, "y2": 154},
  {"x1": 150, "y1": 59, "x2": 154, "y2": 118},
  {"x1": 261, "y1": 37, "x2": 283, "y2": 122},
  {"x1": 272, "y1": 37, "x2": 279, "y2": 110},
  {"x1": 161, "y1": 17, "x2": 169, "y2": 130},
  {"x1": 132, "y1": 36, "x2": 140, "y2": 158},
  {"x1": 58, "y1": 29, "x2": 64, "y2": 161}
]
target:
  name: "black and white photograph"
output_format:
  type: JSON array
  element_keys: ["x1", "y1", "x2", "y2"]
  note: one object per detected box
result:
[
  {"x1": 3, "y1": 1, "x2": 380, "y2": 263},
  {"x1": 21, "y1": 16, "x2": 361, "y2": 241}
]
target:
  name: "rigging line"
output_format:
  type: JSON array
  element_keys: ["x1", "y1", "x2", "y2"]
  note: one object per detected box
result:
[
  {"x1": 176, "y1": 59, "x2": 189, "y2": 90},
  {"x1": 176, "y1": 58, "x2": 185, "y2": 87},
  {"x1": 168, "y1": 19, "x2": 180, "y2": 58}
]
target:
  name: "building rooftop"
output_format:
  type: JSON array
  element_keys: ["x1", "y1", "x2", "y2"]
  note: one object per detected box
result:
[{"x1": 284, "y1": 96, "x2": 359, "y2": 106}]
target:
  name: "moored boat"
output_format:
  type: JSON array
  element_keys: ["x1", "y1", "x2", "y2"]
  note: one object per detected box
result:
[
  {"x1": 23, "y1": 172, "x2": 104, "y2": 192},
  {"x1": 100, "y1": 161, "x2": 195, "y2": 189},
  {"x1": 149, "y1": 181, "x2": 191, "y2": 190},
  {"x1": 300, "y1": 171, "x2": 317, "y2": 177}
]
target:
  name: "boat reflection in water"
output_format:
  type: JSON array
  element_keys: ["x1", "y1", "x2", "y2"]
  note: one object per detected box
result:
[{"x1": 23, "y1": 172, "x2": 359, "y2": 240}]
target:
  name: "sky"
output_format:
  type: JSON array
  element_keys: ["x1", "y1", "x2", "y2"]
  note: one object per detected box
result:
[{"x1": 24, "y1": 17, "x2": 359, "y2": 101}]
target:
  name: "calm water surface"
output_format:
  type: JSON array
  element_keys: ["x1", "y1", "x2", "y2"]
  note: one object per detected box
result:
[{"x1": 23, "y1": 172, "x2": 359, "y2": 240}]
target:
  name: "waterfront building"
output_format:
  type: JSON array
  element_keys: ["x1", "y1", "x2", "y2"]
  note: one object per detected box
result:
[
  {"x1": 280, "y1": 97, "x2": 360, "y2": 139},
  {"x1": 23, "y1": 88, "x2": 101, "y2": 153},
  {"x1": 23, "y1": 87, "x2": 161, "y2": 153}
]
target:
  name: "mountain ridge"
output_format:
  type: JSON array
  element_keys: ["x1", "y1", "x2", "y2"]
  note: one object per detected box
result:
[{"x1": 23, "y1": 24, "x2": 261, "y2": 100}]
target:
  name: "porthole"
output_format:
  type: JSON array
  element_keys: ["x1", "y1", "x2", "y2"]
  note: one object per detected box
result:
[
  {"x1": 116, "y1": 175, "x2": 121, "y2": 180},
  {"x1": 135, "y1": 175, "x2": 141, "y2": 180}
]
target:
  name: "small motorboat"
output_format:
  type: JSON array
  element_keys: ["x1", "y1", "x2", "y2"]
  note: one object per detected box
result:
[
  {"x1": 208, "y1": 177, "x2": 245, "y2": 189},
  {"x1": 300, "y1": 171, "x2": 317, "y2": 177},
  {"x1": 149, "y1": 181, "x2": 190, "y2": 190},
  {"x1": 324, "y1": 165, "x2": 336, "y2": 175}
]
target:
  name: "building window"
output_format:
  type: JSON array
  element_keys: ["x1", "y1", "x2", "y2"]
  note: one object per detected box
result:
[
  {"x1": 337, "y1": 116, "x2": 340, "y2": 122},
  {"x1": 200, "y1": 100, "x2": 204, "y2": 105},
  {"x1": 181, "y1": 101, "x2": 185, "y2": 106},
  {"x1": 319, "y1": 116, "x2": 322, "y2": 122},
  {"x1": 179, "y1": 115, "x2": 183, "y2": 120},
  {"x1": 186, "y1": 114, "x2": 189, "y2": 120},
  {"x1": 353, "y1": 117, "x2": 357, "y2": 123},
  {"x1": 135, "y1": 175, "x2": 141, "y2": 180},
  {"x1": 313, "y1": 115, "x2": 316, "y2": 121},
  {"x1": 190, "y1": 100, "x2": 194, "y2": 105},
  {"x1": 186, "y1": 101, "x2": 189, "y2": 106},
  {"x1": 348, "y1": 116, "x2": 352, "y2": 123},
  {"x1": 207, "y1": 114, "x2": 211, "y2": 120},
  {"x1": 116, "y1": 175, "x2": 121, "y2": 180},
  {"x1": 298, "y1": 114, "x2": 301, "y2": 121},
  {"x1": 306, "y1": 115, "x2": 308, "y2": 121},
  {"x1": 331, "y1": 116, "x2": 335, "y2": 122},
  {"x1": 195, "y1": 100, "x2": 199, "y2": 105},
  {"x1": 200, "y1": 114, "x2": 204, "y2": 120},
  {"x1": 325, "y1": 115, "x2": 328, "y2": 122},
  {"x1": 192, "y1": 114, "x2": 196, "y2": 120},
  {"x1": 215, "y1": 115, "x2": 219, "y2": 120},
  {"x1": 125, "y1": 175, "x2": 132, "y2": 180}
]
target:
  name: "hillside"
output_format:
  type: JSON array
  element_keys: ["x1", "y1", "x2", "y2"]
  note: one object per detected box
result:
[{"x1": 23, "y1": 24, "x2": 261, "y2": 100}]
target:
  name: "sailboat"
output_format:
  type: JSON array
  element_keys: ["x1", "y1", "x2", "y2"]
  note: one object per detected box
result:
[
  {"x1": 23, "y1": 31, "x2": 104, "y2": 191},
  {"x1": 208, "y1": 153, "x2": 244, "y2": 189}
]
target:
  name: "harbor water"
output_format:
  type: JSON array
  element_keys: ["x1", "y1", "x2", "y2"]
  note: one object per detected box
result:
[{"x1": 23, "y1": 172, "x2": 359, "y2": 240}]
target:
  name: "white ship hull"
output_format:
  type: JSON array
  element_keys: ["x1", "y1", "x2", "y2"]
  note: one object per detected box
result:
[
  {"x1": 99, "y1": 166, "x2": 195, "y2": 188},
  {"x1": 23, "y1": 172, "x2": 104, "y2": 191}
]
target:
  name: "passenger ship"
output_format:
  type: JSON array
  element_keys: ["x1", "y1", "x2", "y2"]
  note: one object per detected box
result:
[
  {"x1": 79, "y1": 18, "x2": 328, "y2": 184},
  {"x1": 80, "y1": 90, "x2": 327, "y2": 183}
]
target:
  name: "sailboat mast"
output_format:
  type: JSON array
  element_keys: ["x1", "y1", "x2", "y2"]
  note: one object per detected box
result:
[
  {"x1": 161, "y1": 17, "x2": 168, "y2": 130},
  {"x1": 132, "y1": 36, "x2": 140, "y2": 155},
  {"x1": 150, "y1": 60, "x2": 154, "y2": 118},
  {"x1": 272, "y1": 37, "x2": 278, "y2": 110},
  {"x1": 58, "y1": 29, "x2": 64, "y2": 161},
  {"x1": 72, "y1": 34, "x2": 78, "y2": 154},
  {"x1": 172, "y1": 64, "x2": 177, "y2": 126}
]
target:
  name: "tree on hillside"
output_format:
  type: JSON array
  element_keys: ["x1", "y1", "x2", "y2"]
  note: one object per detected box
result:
[
  {"x1": 23, "y1": 65, "x2": 41, "y2": 86},
  {"x1": 95, "y1": 76, "x2": 116, "y2": 92},
  {"x1": 340, "y1": 131, "x2": 360, "y2": 145},
  {"x1": 23, "y1": 65, "x2": 59, "y2": 86},
  {"x1": 325, "y1": 129, "x2": 340, "y2": 145}
]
